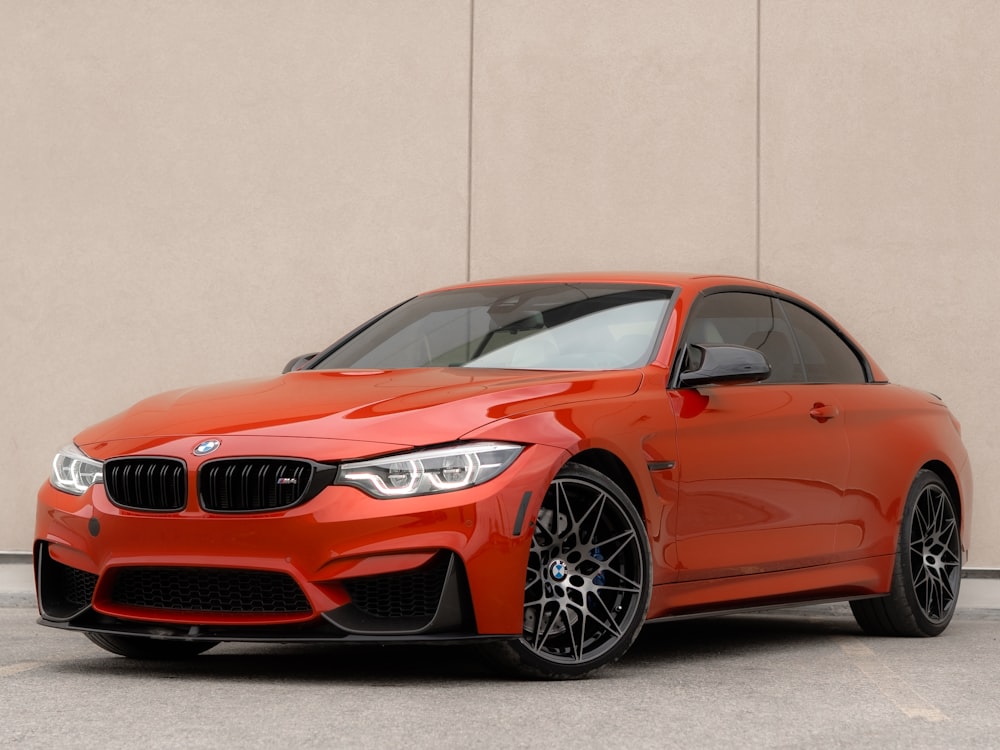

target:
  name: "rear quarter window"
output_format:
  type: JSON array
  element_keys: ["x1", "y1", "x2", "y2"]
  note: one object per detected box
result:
[{"x1": 780, "y1": 301, "x2": 867, "y2": 384}]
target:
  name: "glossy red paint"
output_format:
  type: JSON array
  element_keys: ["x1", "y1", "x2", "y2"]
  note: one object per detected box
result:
[{"x1": 35, "y1": 272, "x2": 971, "y2": 677}]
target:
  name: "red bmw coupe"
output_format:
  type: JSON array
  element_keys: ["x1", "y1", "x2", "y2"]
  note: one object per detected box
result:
[{"x1": 36, "y1": 273, "x2": 971, "y2": 678}]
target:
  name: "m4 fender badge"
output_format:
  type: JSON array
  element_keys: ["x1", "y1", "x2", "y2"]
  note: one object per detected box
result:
[{"x1": 193, "y1": 439, "x2": 221, "y2": 456}]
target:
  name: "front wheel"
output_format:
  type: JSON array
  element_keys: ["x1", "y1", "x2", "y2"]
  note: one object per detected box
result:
[
  {"x1": 85, "y1": 632, "x2": 218, "y2": 659},
  {"x1": 851, "y1": 469, "x2": 962, "y2": 637},
  {"x1": 485, "y1": 463, "x2": 652, "y2": 679}
]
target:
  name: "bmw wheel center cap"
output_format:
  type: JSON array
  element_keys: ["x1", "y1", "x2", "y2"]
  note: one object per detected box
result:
[
  {"x1": 549, "y1": 559, "x2": 568, "y2": 581},
  {"x1": 193, "y1": 439, "x2": 221, "y2": 456}
]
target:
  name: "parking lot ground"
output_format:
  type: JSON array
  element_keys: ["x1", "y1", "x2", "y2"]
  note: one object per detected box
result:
[{"x1": 2, "y1": 561, "x2": 999, "y2": 749}]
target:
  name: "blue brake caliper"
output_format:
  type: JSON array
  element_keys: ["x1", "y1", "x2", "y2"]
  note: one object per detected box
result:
[{"x1": 591, "y1": 547, "x2": 606, "y2": 586}]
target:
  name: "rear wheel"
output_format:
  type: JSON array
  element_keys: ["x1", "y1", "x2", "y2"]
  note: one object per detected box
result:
[
  {"x1": 485, "y1": 464, "x2": 652, "y2": 679},
  {"x1": 851, "y1": 469, "x2": 961, "y2": 636},
  {"x1": 85, "y1": 632, "x2": 218, "y2": 659}
]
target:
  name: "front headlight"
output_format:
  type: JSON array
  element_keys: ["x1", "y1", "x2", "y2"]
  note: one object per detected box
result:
[
  {"x1": 335, "y1": 442, "x2": 523, "y2": 499},
  {"x1": 50, "y1": 444, "x2": 104, "y2": 495}
]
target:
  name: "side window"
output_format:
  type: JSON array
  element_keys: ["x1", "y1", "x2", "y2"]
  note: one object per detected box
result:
[
  {"x1": 780, "y1": 301, "x2": 867, "y2": 384},
  {"x1": 685, "y1": 292, "x2": 805, "y2": 383}
]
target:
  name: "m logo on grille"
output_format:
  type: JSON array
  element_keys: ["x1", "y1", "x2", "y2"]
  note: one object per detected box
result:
[{"x1": 276, "y1": 477, "x2": 298, "y2": 485}]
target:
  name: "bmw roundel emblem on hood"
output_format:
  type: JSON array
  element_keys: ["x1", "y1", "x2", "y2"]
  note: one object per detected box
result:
[{"x1": 193, "y1": 439, "x2": 221, "y2": 456}]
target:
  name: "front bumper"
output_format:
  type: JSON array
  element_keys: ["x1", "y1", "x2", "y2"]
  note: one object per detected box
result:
[{"x1": 35, "y1": 443, "x2": 566, "y2": 641}]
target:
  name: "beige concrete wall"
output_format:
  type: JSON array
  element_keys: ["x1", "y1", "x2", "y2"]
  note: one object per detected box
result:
[
  {"x1": 470, "y1": 1, "x2": 757, "y2": 277},
  {"x1": 2, "y1": 1, "x2": 998, "y2": 566}
]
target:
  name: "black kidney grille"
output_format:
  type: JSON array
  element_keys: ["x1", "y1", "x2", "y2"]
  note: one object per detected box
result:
[
  {"x1": 199, "y1": 459, "x2": 313, "y2": 512},
  {"x1": 343, "y1": 554, "x2": 450, "y2": 620},
  {"x1": 111, "y1": 567, "x2": 311, "y2": 614},
  {"x1": 104, "y1": 458, "x2": 187, "y2": 511}
]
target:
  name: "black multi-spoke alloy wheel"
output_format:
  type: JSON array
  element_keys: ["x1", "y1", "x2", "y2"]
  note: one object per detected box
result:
[
  {"x1": 851, "y1": 469, "x2": 961, "y2": 637},
  {"x1": 85, "y1": 632, "x2": 219, "y2": 659},
  {"x1": 486, "y1": 463, "x2": 652, "y2": 679}
]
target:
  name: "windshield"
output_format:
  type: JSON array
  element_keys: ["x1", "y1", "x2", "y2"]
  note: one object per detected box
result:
[{"x1": 311, "y1": 283, "x2": 673, "y2": 371}]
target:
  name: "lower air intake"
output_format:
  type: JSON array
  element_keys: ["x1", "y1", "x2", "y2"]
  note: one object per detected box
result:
[
  {"x1": 342, "y1": 553, "x2": 451, "y2": 620},
  {"x1": 36, "y1": 546, "x2": 99, "y2": 620},
  {"x1": 111, "y1": 567, "x2": 311, "y2": 614}
]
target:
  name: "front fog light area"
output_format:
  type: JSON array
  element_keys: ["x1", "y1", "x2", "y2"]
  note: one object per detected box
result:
[
  {"x1": 336, "y1": 442, "x2": 523, "y2": 499},
  {"x1": 50, "y1": 444, "x2": 104, "y2": 495}
]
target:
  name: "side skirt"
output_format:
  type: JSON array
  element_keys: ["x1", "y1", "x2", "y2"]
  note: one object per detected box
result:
[{"x1": 647, "y1": 555, "x2": 894, "y2": 621}]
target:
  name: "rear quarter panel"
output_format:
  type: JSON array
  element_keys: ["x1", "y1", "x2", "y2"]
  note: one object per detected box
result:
[{"x1": 838, "y1": 383, "x2": 971, "y2": 560}]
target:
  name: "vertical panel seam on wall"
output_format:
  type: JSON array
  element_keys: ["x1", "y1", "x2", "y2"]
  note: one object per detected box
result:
[
  {"x1": 755, "y1": 0, "x2": 762, "y2": 280},
  {"x1": 466, "y1": 0, "x2": 475, "y2": 282}
]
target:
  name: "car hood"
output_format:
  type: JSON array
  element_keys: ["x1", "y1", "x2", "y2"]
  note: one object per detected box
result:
[{"x1": 76, "y1": 368, "x2": 644, "y2": 459}]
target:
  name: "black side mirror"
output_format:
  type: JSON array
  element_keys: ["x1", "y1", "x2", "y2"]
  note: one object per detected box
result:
[
  {"x1": 282, "y1": 353, "x2": 318, "y2": 374},
  {"x1": 678, "y1": 344, "x2": 771, "y2": 387}
]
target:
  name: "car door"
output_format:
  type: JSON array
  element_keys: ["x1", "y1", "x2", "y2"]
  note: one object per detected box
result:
[
  {"x1": 671, "y1": 291, "x2": 853, "y2": 581},
  {"x1": 777, "y1": 297, "x2": 877, "y2": 558}
]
